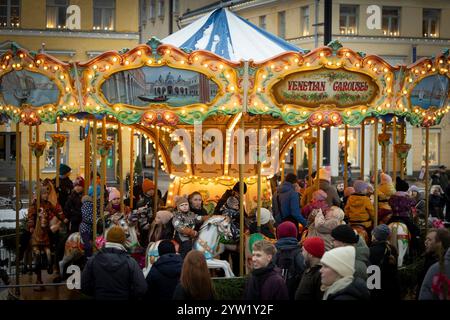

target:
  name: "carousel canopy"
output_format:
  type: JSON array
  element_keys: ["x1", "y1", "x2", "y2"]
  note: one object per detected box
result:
[{"x1": 162, "y1": 8, "x2": 303, "y2": 62}]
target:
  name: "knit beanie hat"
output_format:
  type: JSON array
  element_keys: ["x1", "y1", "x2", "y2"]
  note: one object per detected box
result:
[
  {"x1": 155, "y1": 210, "x2": 174, "y2": 225},
  {"x1": 320, "y1": 246, "x2": 355, "y2": 278},
  {"x1": 396, "y1": 177, "x2": 409, "y2": 192},
  {"x1": 158, "y1": 240, "x2": 176, "y2": 256},
  {"x1": 106, "y1": 225, "x2": 126, "y2": 244},
  {"x1": 142, "y1": 179, "x2": 155, "y2": 194},
  {"x1": 344, "y1": 187, "x2": 355, "y2": 197},
  {"x1": 73, "y1": 176, "x2": 85, "y2": 188},
  {"x1": 331, "y1": 224, "x2": 359, "y2": 244},
  {"x1": 303, "y1": 237, "x2": 325, "y2": 258},
  {"x1": 318, "y1": 168, "x2": 331, "y2": 182},
  {"x1": 276, "y1": 221, "x2": 297, "y2": 239},
  {"x1": 175, "y1": 195, "x2": 189, "y2": 208},
  {"x1": 380, "y1": 173, "x2": 392, "y2": 185},
  {"x1": 259, "y1": 208, "x2": 273, "y2": 225},
  {"x1": 372, "y1": 224, "x2": 391, "y2": 242},
  {"x1": 108, "y1": 187, "x2": 121, "y2": 201},
  {"x1": 59, "y1": 163, "x2": 71, "y2": 176},
  {"x1": 353, "y1": 180, "x2": 369, "y2": 194},
  {"x1": 313, "y1": 189, "x2": 328, "y2": 202}
]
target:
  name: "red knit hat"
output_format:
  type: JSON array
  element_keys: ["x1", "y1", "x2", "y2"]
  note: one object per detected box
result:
[
  {"x1": 303, "y1": 237, "x2": 325, "y2": 258},
  {"x1": 276, "y1": 221, "x2": 297, "y2": 239}
]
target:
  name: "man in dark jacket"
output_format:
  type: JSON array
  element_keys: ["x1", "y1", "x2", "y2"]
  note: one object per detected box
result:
[
  {"x1": 272, "y1": 173, "x2": 307, "y2": 228},
  {"x1": 64, "y1": 176, "x2": 84, "y2": 234},
  {"x1": 54, "y1": 163, "x2": 74, "y2": 209},
  {"x1": 369, "y1": 224, "x2": 400, "y2": 300},
  {"x1": 145, "y1": 240, "x2": 182, "y2": 300},
  {"x1": 295, "y1": 237, "x2": 325, "y2": 300},
  {"x1": 81, "y1": 225, "x2": 147, "y2": 300},
  {"x1": 416, "y1": 228, "x2": 450, "y2": 298},
  {"x1": 243, "y1": 240, "x2": 289, "y2": 300},
  {"x1": 273, "y1": 221, "x2": 305, "y2": 300},
  {"x1": 438, "y1": 165, "x2": 449, "y2": 192}
]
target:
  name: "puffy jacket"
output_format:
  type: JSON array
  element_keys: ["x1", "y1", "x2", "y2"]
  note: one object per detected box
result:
[
  {"x1": 388, "y1": 192, "x2": 415, "y2": 218},
  {"x1": 272, "y1": 182, "x2": 306, "y2": 226},
  {"x1": 145, "y1": 253, "x2": 182, "y2": 300},
  {"x1": 345, "y1": 194, "x2": 375, "y2": 229},
  {"x1": 81, "y1": 246, "x2": 147, "y2": 300},
  {"x1": 378, "y1": 183, "x2": 396, "y2": 211},
  {"x1": 80, "y1": 196, "x2": 93, "y2": 235},
  {"x1": 326, "y1": 277, "x2": 370, "y2": 300},
  {"x1": 355, "y1": 237, "x2": 370, "y2": 281},
  {"x1": 301, "y1": 180, "x2": 341, "y2": 208}
]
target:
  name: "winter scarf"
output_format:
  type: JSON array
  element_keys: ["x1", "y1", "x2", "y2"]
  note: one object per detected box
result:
[
  {"x1": 322, "y1": 275, "x2": 354, "y2": 300},
  {"x1": 105, "y1": 242, "x2": 127, "y2": 252}
]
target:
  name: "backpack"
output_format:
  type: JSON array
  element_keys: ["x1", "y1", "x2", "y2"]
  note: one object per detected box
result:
[{"x1": 274, "y1": 246, "x2": 304, "y2": 300}]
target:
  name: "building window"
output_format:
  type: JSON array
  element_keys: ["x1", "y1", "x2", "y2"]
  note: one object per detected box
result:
[
  {"x1": 423, "y1": 9, "x2": 440, "y2": 38},
  {"x1": 338, "y1": 127, "x2": 360, "y2": 169},
  {"x1": 0, "y1": 0, "x2": 20, "y2": 28},
  {"x1": 44, "y1": 131, "x2": 69, "y2": 171},
  {"x1": 278, "y1": 11, "x2": 285, "y2": 38},
  {"x1": 301, "y1": 6, "x2": 309, "y2": 36},
  {"x1": 382, "y1": 6, "x2": 400, "y2": 36},
  {"x1": 149, "y1": 0, "x2": 156, "y2": 21},
  {"x1": 93, "y1": 0, "x2": 115, "y2": 31},
  {"x1": 340, "y1": 4, "x2": 358, "y2": 35},
  {"x1": 422, "y1": 129, "x2": 440, "y2": 167},
  {"x1": 173, "y1": 0, "x2": 179, "y2": 15},
  {"x1": 46, "y1": 0, "x2": 68, "y2": 29},
  {"x1": 158, "y1": 0, "x2": 164, "y2": 19},
  {"x1": 259, "y1": 15, "x2": 266, "y2": 30}
]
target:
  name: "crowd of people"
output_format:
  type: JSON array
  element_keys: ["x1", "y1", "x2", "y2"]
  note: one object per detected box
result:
[{"x1": 19, "y1": 162, "x2": 450, "y2": 300}]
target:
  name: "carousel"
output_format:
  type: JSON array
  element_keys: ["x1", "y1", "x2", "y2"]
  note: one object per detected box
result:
[{"x1": 0, "y1": 7, "x2": 449, "y2": 297}]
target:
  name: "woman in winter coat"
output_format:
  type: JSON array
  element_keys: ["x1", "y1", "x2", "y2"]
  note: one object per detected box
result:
[
  {"x1": 173, "y1": 250, "x2": 215, "y2": 300},
  {"x1": 302, "y1": 190, "x2": 330, "y2": 220},
  {"x1": 345, "y1": 180, "x2": 375, "y2": 231},
  {"x1": 320, "y1": 246, "x2": 370, "y2": 300},
  {"x1": 145, "y1": 240, "x2": 182, "y2": 300},
  {"x1": 419, "y1": 248, "x2": 450, "y2": 300},
  {"x1": 312, "y1": 206, "x2": 345, "y2": 251},
  {"x1": 188, "y1": 191, "x2": 208, "y2": 217}
]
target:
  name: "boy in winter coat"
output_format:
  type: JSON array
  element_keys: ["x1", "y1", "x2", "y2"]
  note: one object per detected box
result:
[
  {"x1": 295, "y1": 237, "x2": 325, "y2": 300},
  {"x1": 244, "y1": 240, "x2": 289, "y2": 300},
  {"x1": 345, "y1": 180, "x2": 375, "y2": 231},
  {"x1": 302, "y1": 190, "x2": 330, "y2": 219},
  {"x1": 273, "y1": 221, "x2": 305, "y2": 300},
  {"x1": 64, "y1": 176, "x2": 84, "y2": 234},
  {"x1": 145, "y1": 240, "x2": 182, "y2": 300}
]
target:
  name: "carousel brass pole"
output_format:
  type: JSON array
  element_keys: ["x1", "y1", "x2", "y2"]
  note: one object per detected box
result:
[
  {"x1": 293, "y1": 139, "x2": 298, "y2": 176},
  {"x1": 84, "y1": 122, "x2": 91, "y2": 196},
  {"x1": 130, "y1": 128, "x2": 134, "y2": 210},
  {"x1": 382, "y1": 121, "x2": 387, "y2": 173},
  {"x1": 153, "y1": 127, "x2": 159, "y2": 215},
  {"x1": 28, "y1": 126, "x2": 32, "y2": 206},
  {"x1": 15, "y1": 121, "x2": 21, "y2": 296},
  {"x1": 308, "y1": 131, "x2": 313, "y2": 187},
  {"x1": 239, "y1": 113, "x2": 245, "y2": 277},
  {"x1": 400, "y1": 121, "x2": 406, "y2": 179},
  {"x1": 100, "y1": 117, "x2": 106, "y2": 235},
  {"x1": 360, "y1": 122, "x2": 365, "y2": 179},
  {"x1": 344, "y1": 124, "x2": 349, "y2": 188},
  {"x1": 92, "y1": 119, "x2": 98, "y2": 243},
  {"x1": 425, "y1": 126, "x2": 430, "y2": 236},
  {"x1": 118, "y1": 123, "x2": 124, "y2": 213},
  {"x1": 36, "y1": 124, "x2": 40, "y2": 219},
  {"x1": 315, "y1": 127, "x2": 321, "y2": 191},
  {"x1": 257, "y1": 115, "x2": 262, "y2": 232},
  {"x1": 373, "y1": 120, "x2": 379, "y2": 227},
  {"x1": 392, "y1": 117, "x2": 397, "y2": 182},
  {"x1": 281, "y1": 161, "x2": 285, "y2": 182},
  {"x1": 55, "y1": 117, "x2": 61, "y2": 189}
]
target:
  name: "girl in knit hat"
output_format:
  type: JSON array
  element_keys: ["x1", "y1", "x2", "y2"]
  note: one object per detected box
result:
[
  {"x1": 302, "y1": 190, "x2": 330, "y2": 220},
  {"x1": 320, "y1": 246, "x2": 370, "y2": 300},
  {"x1": 104, "y1": 187, "x2": 131, "y2": 228},
  {"x1": 344, "y1": 180, "x2": 375, "y2": 231},
  {"x1": 172, "y1": 196, "x2": 209, "y2": 258},
  {"x1": 148, "y1": 210, "x2": 175, "y2": 243},
  {"x1": 378, "y1": 172, "x2": 396, "y2": 211}
]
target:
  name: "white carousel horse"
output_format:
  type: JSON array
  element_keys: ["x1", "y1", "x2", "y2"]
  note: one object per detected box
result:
[
  {"x1": 59, "y1": 215, "x2": 140, "y2": 275},
  {"x1": 144, "y1": 215, "x2": 235, "y2": 278},
  {"x1": 388, "y1": 222, "x2": 410, "y2": 267}
]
